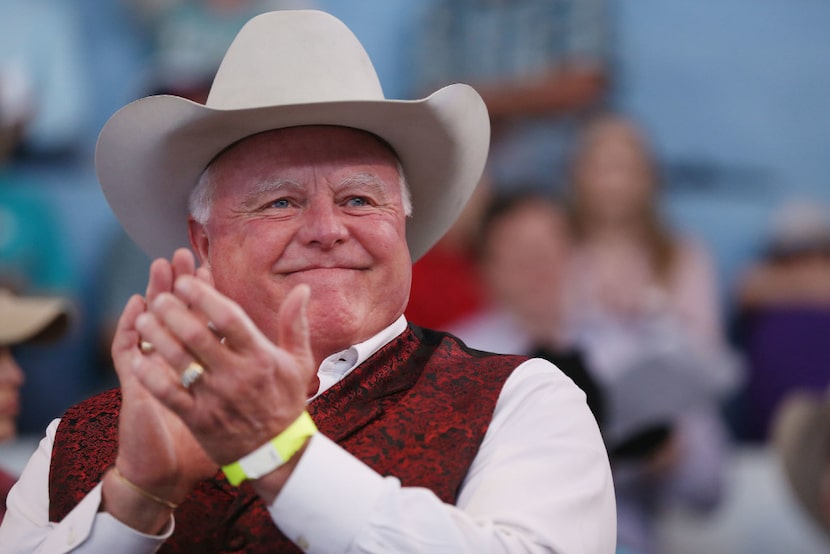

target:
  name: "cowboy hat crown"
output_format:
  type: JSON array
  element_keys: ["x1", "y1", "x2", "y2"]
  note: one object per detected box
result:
[{"x1": 207, "y1": 10, "x2": 383, "y2": 108}]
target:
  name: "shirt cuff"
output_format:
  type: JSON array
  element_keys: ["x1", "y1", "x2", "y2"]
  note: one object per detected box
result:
[
  {"x1": 39, "y1": 483, "x2": 173, "y2": 553},
  {"x1": 268, "y1": 433, "x2": 388, "y2": 553},
  {"x1": 91, "y1": 511, "x2": 173, "y2": 551}
]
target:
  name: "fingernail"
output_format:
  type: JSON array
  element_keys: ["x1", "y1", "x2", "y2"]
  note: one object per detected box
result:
[
  {"x1": 175, "y1": 276, "x2": 192, "y2": 295},
  {"x1": 135, "y1": 313, "x2": 149, "y2": 330}
]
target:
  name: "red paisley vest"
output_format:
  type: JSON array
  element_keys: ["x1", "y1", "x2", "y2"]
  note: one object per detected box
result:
[{"x1": 49, "y1": 326, "x2": 526, "y2": 553}]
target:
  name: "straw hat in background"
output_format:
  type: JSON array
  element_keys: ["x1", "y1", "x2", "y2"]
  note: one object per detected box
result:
[
  {"x1": 771, "y1": 387, "x2": 830, "y2": 537},
  {"x1": 0, "y1": 288, "x2": 71, "y2": 347}
]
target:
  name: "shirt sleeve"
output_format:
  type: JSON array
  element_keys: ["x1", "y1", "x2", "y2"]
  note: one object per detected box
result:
[
  {"x1": 0, "y1": 419, "x2": 172, "y2": 553},
  {"x1": 270, "y1": 358, "x2": 617, "y2": 553}
]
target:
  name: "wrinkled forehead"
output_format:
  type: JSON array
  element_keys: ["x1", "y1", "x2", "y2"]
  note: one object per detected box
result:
[{"x1": 211, "y1": 125, "x2": 401, "y2": 172}]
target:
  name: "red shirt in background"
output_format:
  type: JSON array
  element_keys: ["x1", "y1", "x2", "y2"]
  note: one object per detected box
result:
[{"x1": 406, "y1": 243, "x2": 486, "y2": 331}]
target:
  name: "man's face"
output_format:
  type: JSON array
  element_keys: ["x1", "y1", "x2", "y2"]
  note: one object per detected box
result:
[{"x1": 190, "y1": 126, "x2": 412, "y2": 361}]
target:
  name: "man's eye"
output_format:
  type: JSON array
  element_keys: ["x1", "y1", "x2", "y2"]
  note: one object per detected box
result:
[
  {"x1": 268, "y1": 198, "x2": 292, "y2": 209},
  {"x1": 346, "y1": 197, "x2": 369, "y2": 207}
]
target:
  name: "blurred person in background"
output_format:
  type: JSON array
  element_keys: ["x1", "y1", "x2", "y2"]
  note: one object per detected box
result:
[
  {"x1": 450, "y1": 192, "x2": 576, "y2": 359},
  {"x1": 563, "y1": 112, "x2": 742, "y2": 398},
  {"x1": 562, "y1": 113, "x2": 743, "y2": 554},
  {"x1": 412, "y1": 0, "x2": 609, "y2": 194},
  {"x1": 732, "y1": 198, "x2": 830, "y2": 442},
  {"x1": 0, "y1": 288, "x2": 70, "y2": 523},
  {"x1": 450, "y1": 188, "x2": 730, "y2": 554},
  {"x1": 737, "y1": 198, "x2": 830, "y2": 310},
  {"x1": 448, "y1": 190, "x2": 606, "y2": 425}
]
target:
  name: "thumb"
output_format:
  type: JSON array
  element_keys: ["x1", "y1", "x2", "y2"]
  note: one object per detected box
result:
[
  {"x1": 277, "y1": 284, "x2": 312, "y2": 362},
  {"x1": 111, "y1": 294, "x2": 147, "y2": 383}
]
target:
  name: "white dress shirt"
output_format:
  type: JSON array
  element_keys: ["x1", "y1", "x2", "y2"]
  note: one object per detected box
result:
[{"x1": 0, "y1": 316, "x2": 616, "y2": 553}]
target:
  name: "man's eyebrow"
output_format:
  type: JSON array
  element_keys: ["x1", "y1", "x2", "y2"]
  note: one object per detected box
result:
[
  {"x1": 337, "y1": 173, "x2": 391, "y2": 197},
  {"x1": 239, "y1": 178, "x2": 301, "y2": 210}
]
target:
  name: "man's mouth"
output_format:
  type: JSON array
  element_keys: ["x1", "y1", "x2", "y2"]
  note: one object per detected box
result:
[{"x1": 281, "y1": 265, "x2": 365, "y2": 275}]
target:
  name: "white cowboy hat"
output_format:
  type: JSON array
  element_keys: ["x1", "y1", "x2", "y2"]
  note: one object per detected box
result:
[
  {"x1": 96, "y1": 9, "x2": 490, "y2": 261},
  {"x1": 0, "y1": 289, "x2": 70, "y2": 346}
]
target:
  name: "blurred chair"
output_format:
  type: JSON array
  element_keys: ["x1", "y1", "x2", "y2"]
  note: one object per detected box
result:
[{"x1": 742, "y1": 307, "x2": 830, "y2": 442}]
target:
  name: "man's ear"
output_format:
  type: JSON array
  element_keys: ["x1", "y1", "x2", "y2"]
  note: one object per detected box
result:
[{"x1": 188, "y1": 217, "x2": 210, "y2": 268}]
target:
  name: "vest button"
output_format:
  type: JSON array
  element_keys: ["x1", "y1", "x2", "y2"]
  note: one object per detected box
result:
[{"x1": 226, "y1": 533, "x2": 247, "y2": 551}]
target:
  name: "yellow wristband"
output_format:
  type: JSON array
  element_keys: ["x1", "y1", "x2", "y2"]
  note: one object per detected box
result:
[{"x1": 222, "y1": 411, "x2": 317, "y2": 486}]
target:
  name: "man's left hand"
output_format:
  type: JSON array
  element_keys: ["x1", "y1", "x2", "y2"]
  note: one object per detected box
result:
[{"x1": 132, "y1": 251, "x2": 316, "y2": 469}]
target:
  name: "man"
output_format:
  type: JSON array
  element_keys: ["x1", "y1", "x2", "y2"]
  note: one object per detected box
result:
[
  {"x1": 0, "y1": 10, "x2": 615, "y2": 552},
  {"x1": 0, "y1": 288, "x2": 70, "y2": 522}
]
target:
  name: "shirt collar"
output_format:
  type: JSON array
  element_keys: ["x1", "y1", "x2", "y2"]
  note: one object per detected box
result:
[{"x1": 309, "y1": 314, "x2": 408, "y2": 400}]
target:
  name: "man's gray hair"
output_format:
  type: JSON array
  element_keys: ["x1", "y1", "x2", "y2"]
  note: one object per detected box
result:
[{"x1": 188, "y1": 159, "x2": 413, "y2": 224}]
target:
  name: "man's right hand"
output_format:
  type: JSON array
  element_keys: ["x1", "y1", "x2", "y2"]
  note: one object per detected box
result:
[{"x1": 101, "y1": 250, "x2": 217, "y2": 534}]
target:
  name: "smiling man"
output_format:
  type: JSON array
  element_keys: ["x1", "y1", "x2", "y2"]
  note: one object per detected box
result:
[{"x1": 0, "y1": 10, "x2": 615, "y2": 553}]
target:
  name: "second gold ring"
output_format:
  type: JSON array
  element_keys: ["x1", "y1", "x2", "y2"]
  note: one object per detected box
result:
[{"x1": 180, "y1": 362, "x2": 205, "y2": 389}]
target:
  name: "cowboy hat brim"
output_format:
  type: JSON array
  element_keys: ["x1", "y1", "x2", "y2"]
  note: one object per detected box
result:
[
  {"x1": 0, "y1": 289, "x2": 71, "y2": 346},
  {"x1": 96, "y1": 84, "x2": 490, "y2": 262}
]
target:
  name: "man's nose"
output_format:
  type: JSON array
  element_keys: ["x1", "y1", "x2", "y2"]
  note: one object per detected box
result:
[{"x1": 299, "y1": 201, "x2": 349, "y2": 249}]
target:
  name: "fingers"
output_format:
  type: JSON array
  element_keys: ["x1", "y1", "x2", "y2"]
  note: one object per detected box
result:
[
  {"x1": 131, "y1": 351, "x2": 195, "y2": 414},
  {"x1": 135, "y1": 300, "x2": 203, "y2": 374},
  {"x1": 171, "y1": 248, "x2": 196, "y2": 283},
  {"x1": 112, "y1": 294, "x2": 193, "y2": 414},
  {"x1": 112, "y1": 295, "x2": 147, "y2": 378},
  {"x1": 131, "y1": 286, "x2": 203, "y2": 414},
  {"x1": 146, "y1": 259, "x2": 173, "y2": 305},
  {"x1": 172, "y1": 276, "x2": 258, "y2": 354},
  {"x1": 146, "y1": 249, "x2": 197, "y2": 305},
  {"x1": 141, "y1": 249, "x2": 211, "y2": 353}
]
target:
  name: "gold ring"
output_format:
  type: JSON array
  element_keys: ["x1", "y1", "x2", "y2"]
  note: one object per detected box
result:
[
  {"x1": 139, "y1": 340, "x2": 155, "y2": 354},
  {"x1": 180, "y1": 362, "x2": 205, "y2": 389}
]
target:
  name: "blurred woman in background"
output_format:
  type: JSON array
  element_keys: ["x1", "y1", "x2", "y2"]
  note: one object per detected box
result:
[
  {"x1": 563, "y1": 113, "x2": 742, "y2": 554},
  {"x1": 564, "y1": 113, "x2": 741, "y2": 394}
]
